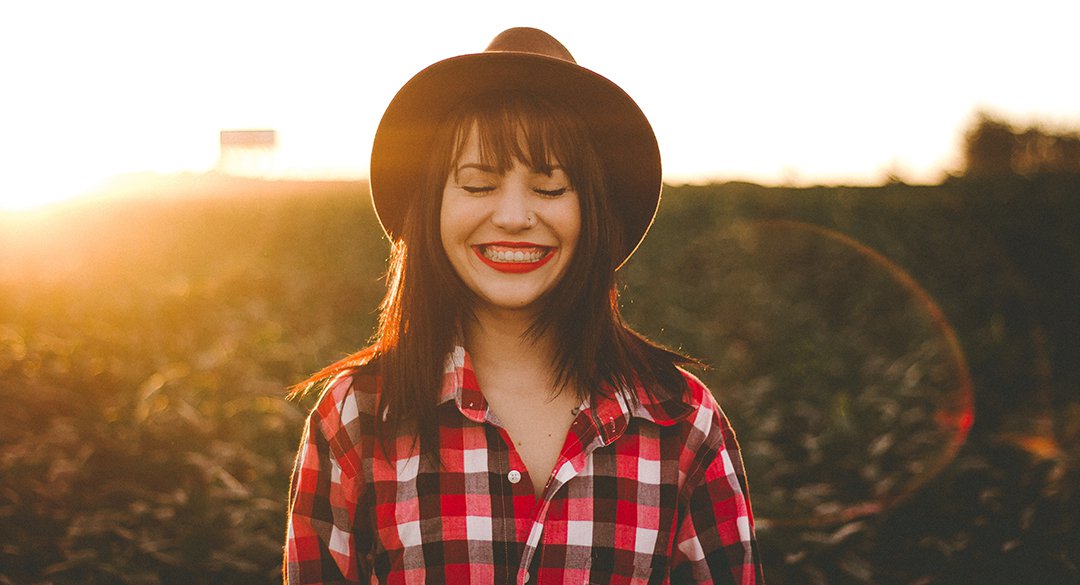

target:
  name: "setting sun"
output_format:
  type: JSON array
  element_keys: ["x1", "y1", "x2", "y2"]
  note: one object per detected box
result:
[
  {"x1": 2, "y1": 0, "x2": 1078, "y2": 210},
  {"x1": 0, "y1": 177, "x2": 96, "y2": 211}
]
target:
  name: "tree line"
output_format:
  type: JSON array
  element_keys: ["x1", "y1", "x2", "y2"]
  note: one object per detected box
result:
[{"x1": 964, "y1": 111, "x2": 1080, "y2": 177}]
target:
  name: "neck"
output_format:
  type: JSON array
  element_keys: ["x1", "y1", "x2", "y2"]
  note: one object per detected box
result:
[{"x1": 464, "y1": 306, "x2": 561, "y2": 398}]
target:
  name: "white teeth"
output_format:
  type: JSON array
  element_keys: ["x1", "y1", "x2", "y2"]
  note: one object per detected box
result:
[{"x1": 482, "y1": 247, "x2": 546, "y2": 263}]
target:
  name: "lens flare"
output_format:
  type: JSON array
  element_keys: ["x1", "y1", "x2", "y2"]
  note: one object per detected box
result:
[{"x1": 637, "y1": 218, "x2": 975, "y2": 527}]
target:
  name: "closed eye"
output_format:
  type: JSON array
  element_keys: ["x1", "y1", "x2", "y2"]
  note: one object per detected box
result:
[
  {"x1": 461, "y1": 185, "x2": 495, "y2": 194},
  {"x1": 534, "y1": 187, "x2": 568, "y2": 197}
]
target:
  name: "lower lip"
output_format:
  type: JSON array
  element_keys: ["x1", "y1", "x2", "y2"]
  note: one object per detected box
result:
[{"x1": 473, "y1": 246, "x2": 555, "y2": 273}]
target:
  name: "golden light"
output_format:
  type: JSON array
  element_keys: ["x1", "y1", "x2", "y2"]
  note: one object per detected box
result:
[
  {"x1": 0, "y1": 166, "x2": 106, "y2": 212},
  {"x1": 1, "y1": 0, "x2": 1077, "y2": 212}
]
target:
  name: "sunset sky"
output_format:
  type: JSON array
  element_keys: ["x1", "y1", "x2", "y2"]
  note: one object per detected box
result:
[{"x1": 2, "y1": 0, "x2": 1078, "y2": 209}]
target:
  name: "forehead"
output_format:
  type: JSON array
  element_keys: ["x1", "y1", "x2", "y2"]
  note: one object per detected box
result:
[
  {"x1": 451, "y1": 125, "x2": 486, "y2": 162},
  {"x1": 449, "y1": 117, "x2": 562, "y2": 173}
]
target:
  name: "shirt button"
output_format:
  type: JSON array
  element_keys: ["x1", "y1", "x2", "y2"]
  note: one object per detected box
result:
[{"x1": 507, "y1": 470, "x2": 522, "y2": 484}]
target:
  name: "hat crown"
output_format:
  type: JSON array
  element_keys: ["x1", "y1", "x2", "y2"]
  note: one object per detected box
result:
[{"x1": 484, "y1": 27, "x2": 576, "y2": 63}]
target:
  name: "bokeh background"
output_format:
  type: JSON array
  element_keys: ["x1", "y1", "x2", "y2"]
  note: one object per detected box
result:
[
  {"x1": 3, "y1": 120, "x2": 1078, "y2": 583},
  {"x1": 2, "y1": 2, "x2": 1080, "y2": 584}
]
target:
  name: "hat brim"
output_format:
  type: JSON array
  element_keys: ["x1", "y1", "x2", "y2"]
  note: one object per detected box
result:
[{"x1": 370, "y1": 51, "x2": 661, "y2": 268}]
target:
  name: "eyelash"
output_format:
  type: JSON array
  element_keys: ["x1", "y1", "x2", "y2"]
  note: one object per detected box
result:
[
  {"x1": 535, "y1": 187, "x2": 567, "y2": 197},
  {"x1": 460, "y1": 186, "x2": 569, "y2": 197}
]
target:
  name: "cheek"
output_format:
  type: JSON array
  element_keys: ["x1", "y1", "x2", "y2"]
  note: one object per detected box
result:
[
  {"x1": 438, "y1": 191, "x2": 456, "y2": 252},
  {"x1": 439, "y1": 196, "x2": 480, "y2": 272},
  {"x1": 563, "y1": 198, "x2": 583, "y2": 249}
]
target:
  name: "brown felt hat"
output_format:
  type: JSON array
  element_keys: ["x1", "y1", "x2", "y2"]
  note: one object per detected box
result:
[{"x1": 369, "y1": 27, "x2": 662, "y2": 268}]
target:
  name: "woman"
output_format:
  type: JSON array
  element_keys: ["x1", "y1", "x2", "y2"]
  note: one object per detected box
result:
[{"x1": 286, "y1": 27, "x2": 763, "y2": 584}]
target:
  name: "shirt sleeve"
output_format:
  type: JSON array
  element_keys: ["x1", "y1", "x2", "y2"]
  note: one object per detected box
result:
[
  {"x1": 285, "y1": 380, "x2": 368, "y2": 585},
  {"x1": 670, "y1": 392, "x2": 764, "y2": 584}
]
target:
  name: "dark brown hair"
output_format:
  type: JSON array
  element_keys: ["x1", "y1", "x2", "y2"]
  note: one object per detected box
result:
[{"x1": 294, "y1": 91, "x2": 694, "y2": 439}]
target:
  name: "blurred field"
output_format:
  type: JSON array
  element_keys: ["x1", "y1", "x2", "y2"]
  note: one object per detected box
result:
[{"x1": 1, "y1": 173, "x2": 1077, "y2": 584}]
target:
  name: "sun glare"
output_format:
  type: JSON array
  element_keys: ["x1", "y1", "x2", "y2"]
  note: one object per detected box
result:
[
  {"x1": 0, "y1": 172, "x2": 107, "y2": 212},
  {"x1": 1, "y1": 1, "x2": 1077, "y2": 211}
]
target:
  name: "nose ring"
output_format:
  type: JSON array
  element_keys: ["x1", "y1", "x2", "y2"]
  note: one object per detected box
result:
[{"x1": 526, "y1": 213, "x2": 536, "y2": 228}]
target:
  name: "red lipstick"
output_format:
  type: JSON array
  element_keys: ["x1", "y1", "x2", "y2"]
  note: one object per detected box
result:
[{"x1": 472, "y1": 242, "x2": 555, "y2": 273}]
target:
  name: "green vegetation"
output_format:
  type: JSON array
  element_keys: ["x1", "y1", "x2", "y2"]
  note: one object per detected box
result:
[{"x1": 1, "y1": 173, "x2": 1077, "y2": 584}]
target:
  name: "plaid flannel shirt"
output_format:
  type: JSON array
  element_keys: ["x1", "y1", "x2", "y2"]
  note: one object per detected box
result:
[{"x1": 286, "y1": 346, "x2": 762, "y2": 584}]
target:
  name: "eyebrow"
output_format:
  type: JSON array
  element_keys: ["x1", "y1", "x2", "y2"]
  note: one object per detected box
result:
[
  {"x1": 453, "y1": 162, "x2": 566, "y2": 180},
  {"x1": 455, "y1": 163, "x2": 497, "y2": 173},
  {"x1": 453, "y1": 163, "x2": 496, "y2": 183}
]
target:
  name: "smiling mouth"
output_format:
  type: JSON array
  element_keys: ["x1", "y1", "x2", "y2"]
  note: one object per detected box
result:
[{"x1": 473, "y1": 244, "x2": 555, "y2": 273}]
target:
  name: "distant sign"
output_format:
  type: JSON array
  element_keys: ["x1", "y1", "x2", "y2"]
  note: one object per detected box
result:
[{"x1": 219, "y1": 130, "x2": 276, "y2": 147}]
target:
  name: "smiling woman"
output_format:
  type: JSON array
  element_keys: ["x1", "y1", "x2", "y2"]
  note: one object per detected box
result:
[
  {"x1": 438, "y1": 94, "x2": 584, "y2": 314},
  {"x1": 285, "y1": 27, "x2": 763, "y2": 585}
]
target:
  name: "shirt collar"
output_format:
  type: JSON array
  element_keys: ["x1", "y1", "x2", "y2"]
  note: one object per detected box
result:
[
  {"x1": 438, "y1": 345, "x2": 489, "y2": 423},
  {"x1": 588, "y1": 378, "x2": 695, "y2": 444},
  {"x1": 437, "y1": 346, "x2": 696, "y2": 437}
]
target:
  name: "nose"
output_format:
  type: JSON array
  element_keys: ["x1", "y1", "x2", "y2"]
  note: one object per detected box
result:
[{"x1": 490, "y1": 179, "x2": 533, "y2": 232}]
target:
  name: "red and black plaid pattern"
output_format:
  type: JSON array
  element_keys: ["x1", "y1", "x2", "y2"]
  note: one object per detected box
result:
[{"x1": 286, "y1": 347, "x2": 763, "y2": 584}]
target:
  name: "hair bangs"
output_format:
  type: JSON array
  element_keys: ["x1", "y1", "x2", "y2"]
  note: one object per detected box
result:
[{"x1": 448, "y1": 92, "x2": 574, "y2": 180}]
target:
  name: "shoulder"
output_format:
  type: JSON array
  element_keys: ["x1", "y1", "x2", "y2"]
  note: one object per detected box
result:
[
  {"x1": 308, "y1": 359, "x2": 382, "y2": 437},
  {"x1": 676, "y1": 368, "x2": 740, "y2": 445},
  {"x1": 677, "y1": 368, "x2": 731, "y2": 427},
  {"x1": 654, "y1": 369, "x2": 748, "y2": 484},
  {"x1": 313, "y1": 357, "x2": 380, "y2": 410},
  {"x1": 631, "y1": 367, "x2": 725, "y2": 428},
  {"x1": 301, "y1": 362, "x2": 385, "y2": 479}
]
